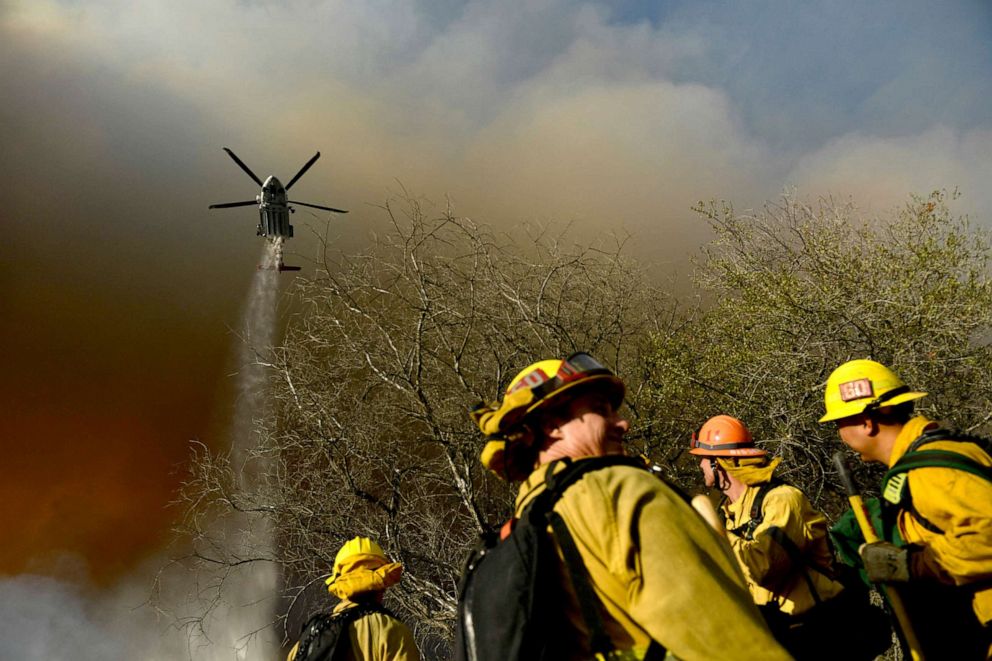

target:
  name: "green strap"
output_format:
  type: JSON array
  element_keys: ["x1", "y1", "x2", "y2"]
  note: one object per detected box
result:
[
  {"x1": 882, "y1": 439, "x2": 992, "y2": 534},
  {"x1": 906, "y1": 427, "x2": 992, "y2": 455},
  {"x1": 884, "y1": 449, "x2": 992, "y2": 485}
]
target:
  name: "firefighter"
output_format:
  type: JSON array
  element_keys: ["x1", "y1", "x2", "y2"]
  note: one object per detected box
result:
[
  {"x1": 821, "y1": 359, "x2": 992, "y2": 659},
  {"x1": 469, "y1": 353, "x2": 789, "y2": 660},
  {"x1": 690, "y1": 415, "x2": 890, "y2": 659},
  {"x1": 287, "y1": 537, "x2": 420, "y2": 661}
]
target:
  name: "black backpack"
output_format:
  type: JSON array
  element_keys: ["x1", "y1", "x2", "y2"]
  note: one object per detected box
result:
[
  {"x1": 453, "y1": 456, "x2": 667, "y2": 661},
  {"x1": 292, "y1": 603, "x2": 394, "y2": 661}
]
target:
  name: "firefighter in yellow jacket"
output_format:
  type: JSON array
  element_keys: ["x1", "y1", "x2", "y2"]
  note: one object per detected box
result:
[
  {"x1": 287, "y1": 537, "x2": 420, "y2": 661},
  {"x1": 821, "y1": 359, "x2": 992, "y2": 659},
  {"x1": 690, "y1": 414, "x2": 889, "y2": 659},
  {"x1": 471, "y1": 353, "x2": 789, "y2": 660}
]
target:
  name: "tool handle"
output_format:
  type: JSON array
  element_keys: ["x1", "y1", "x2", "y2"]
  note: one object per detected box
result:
[
  {"x1": 884, "y1": 587, "x2": 926, "y2": 659},
  {"x1": 832, "y1": 451, "x2": 859, "y2": 496},
  {"x1": 833, "y1": 454, "x2": 925, "y2": 658},
  {"x1": 834, "y1": 451, "x2": 881, "y2": 543}
]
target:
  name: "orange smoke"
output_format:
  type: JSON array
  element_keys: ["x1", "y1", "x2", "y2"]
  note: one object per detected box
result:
[{"x1": 0, "y1": 278, "x2": 230, "y2": 586}]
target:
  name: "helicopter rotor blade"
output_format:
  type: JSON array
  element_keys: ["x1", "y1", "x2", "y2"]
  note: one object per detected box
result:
[
  {"x1": 289, "y1": 200, "x2": 349, "y2": 214},
  {"x1": 209, "y1": 200, "x2": 257, "y2": 209},
  {"x1": 222, "y1": 148, "x2": 264, "y2": 187},
  {"x1": 284, "y1": 152, "x2": 321, "y2": 191}
]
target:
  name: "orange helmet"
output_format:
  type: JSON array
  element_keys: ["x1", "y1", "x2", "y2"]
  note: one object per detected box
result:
[{"x1": 689, "y1": 415, "x2": 767, "y2": 457}]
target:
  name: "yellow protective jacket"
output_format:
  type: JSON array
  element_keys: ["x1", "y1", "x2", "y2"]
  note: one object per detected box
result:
[
  {"x1": 515, "y1": 458, "x2": 789, "y2": 660},
  {"x1": 286, "y1": 600, "x2": 420, "y2": 661},
  {"x1": 889, "y1": 416, "x2": 992, "y2": 625},
  {"x1": 724, "y1": 482, "x2": 844, "y2": 615}
]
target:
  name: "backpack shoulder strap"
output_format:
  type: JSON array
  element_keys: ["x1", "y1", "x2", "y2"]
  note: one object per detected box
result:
[
  {"x1": 522, "y1": 456, "x2": 647, "y2": 522},
  {"x1": 293, "y1": 613, "x2": 336, "y2": 661},
  {"x1": 882, "y1": 428, "x2": 992, "y2": 534},
  {"x1": 337, "y1": 604, "x2": 400, "y2": 656},
  {"x1": 295, "y1": 604, "x2": 380, "y2": 661},
  {"x1": 547, "y1": 510, "x2": 613, "y2": 656},
  {"x1": 540, "y1": 456, "x2": 649, "y2": 504},
  {"x1": 750, "y1": 478, "x2": 784, "y2": 520},
  {"x1": 728, "y1": 480, "x2": 838, "y2": 604},
  {"x1": 532, "y1": 455, "x2": 667, "y2": 661},
  {"x1": 343, "y1": 602, "x2": 398, "y2": 622},
  {"x1": 728, "y1": 478, "x2": 786, "y2": 541},
  {"x1": 906, "y1": 427, "x2": 992, "y2": 455}
]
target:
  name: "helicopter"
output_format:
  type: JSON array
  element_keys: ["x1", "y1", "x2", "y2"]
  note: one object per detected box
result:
[{"x1": 209, "y1": 147, "x2": 348, "y2": 271}]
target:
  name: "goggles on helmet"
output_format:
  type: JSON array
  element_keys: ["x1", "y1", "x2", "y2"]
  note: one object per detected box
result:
[{"x1": 507, "y1": 352, "x2": 613, "y2": 402}]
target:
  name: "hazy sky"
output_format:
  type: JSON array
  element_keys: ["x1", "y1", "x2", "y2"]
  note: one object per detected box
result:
[{"x1": 2, "y1": 0, "x2": 991, "y2": 587}]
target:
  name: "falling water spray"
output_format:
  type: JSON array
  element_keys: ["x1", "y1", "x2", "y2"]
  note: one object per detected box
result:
[
  {"x1": 231, "y1": 239, "x2": 281, "y2": 467},
  {"x1": 204, "y1": 238, "x2": 285, "y2": 659},
  {"x1": 145, "y1": 239, "x2": 288, "y2": 660},
  {"x1": 147, "y1": 240, "x2": 289, "y2": 659},
  {"x1": 168, "y1": 239, "x2": 288, "y2": 659}
]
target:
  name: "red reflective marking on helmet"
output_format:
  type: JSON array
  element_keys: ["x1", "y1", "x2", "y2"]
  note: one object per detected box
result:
[
  {"x1": 839, "y1": 378, "x2": 874, "y2": 402},
  {"x1": 556, "y1": 360, "x2": 585, "y2": 384},
  {"x1": 508, "y1": 368, "x2": 551, "y2": 393}
]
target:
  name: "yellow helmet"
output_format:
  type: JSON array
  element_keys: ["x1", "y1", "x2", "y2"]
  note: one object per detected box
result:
[
  {"x1": 326, "y1": 537, "x2": 403, "y2": 599},
  {"x1": 330, "y1": 537, "x2": 388, "y2": 581},
  {"x1": 820, "y1": 359, "x2": 927, "y2": 423},
  {"x1": 471, "y1": 353, "x2": 624, "y2": 479}
]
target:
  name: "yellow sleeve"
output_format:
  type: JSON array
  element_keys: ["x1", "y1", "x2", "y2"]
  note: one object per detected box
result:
[
  {"x1": 906, "y1": 443, "x2": 992, "y2": 586},
  {"x1": 286, "y1": 641, "x2": 299, "y2": 661},
  {"x1": 729, "y1": 486, "x2": 808, "y2": 591},
  {"x1": 564, "y1": 467, "x2": 789, "y2": 660}
]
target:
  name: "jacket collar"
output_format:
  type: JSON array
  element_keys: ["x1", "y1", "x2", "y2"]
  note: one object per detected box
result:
[{"x1": 888, "y1": 415, "x2": 939, "y2": 467}]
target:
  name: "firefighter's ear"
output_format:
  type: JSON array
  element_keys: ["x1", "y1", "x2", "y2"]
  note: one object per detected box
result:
[
  {"x1": 864, "y1": 414, "x2": 881, "y2": 437},
  {"x1": 503, "y1": 426, "x2": 541, "y2": 481},
  {"x1": 538, "y1": 417, "x2": 568, "y2": 444}
]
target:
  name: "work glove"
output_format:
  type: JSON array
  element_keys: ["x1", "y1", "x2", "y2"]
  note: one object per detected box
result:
[{"x1": 859, "y1": 541, "x2": 911, "y2": 583}]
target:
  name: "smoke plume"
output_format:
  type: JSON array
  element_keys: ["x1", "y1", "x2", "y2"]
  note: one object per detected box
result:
[{"x1": 0, "y1": 241, "x2": 286, "y2": 659}]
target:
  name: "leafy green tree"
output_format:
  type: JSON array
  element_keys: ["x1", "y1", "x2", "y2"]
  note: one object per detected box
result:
[{"x1": 644, "y1": 190, "x2": 992, "y2": 508}]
